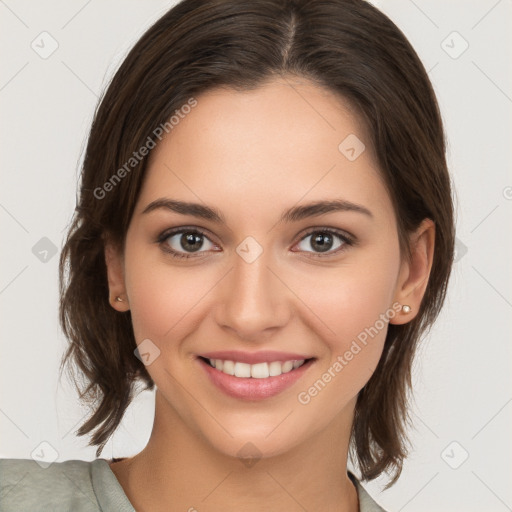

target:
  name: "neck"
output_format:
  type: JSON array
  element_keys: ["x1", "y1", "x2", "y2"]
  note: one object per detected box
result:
[{"x1": 110, "y1": 390, "x2": 359, "y2": 512}]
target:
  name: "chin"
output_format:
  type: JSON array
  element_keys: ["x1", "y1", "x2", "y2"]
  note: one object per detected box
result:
[
  {"x1": 212, "y1": 438, "x2": 289, "y2": 463},
  {"x1": 203, "y1": 422, "x2": 308, "y2": 463}
]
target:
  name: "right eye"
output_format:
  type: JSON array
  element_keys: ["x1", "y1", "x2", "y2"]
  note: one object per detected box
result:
[{"x1": 157, "y1": 227, "x2": 219, "y2": 259}]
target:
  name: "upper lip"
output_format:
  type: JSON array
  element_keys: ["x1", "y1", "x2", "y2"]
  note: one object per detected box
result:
[{"x1": 198, "y1": 350, "x2": 315, "y2": 365}]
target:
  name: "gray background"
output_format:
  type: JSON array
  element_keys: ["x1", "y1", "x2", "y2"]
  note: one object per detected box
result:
[{"x1": 1, "y1": 1, "x2": 511, "y2": 510}]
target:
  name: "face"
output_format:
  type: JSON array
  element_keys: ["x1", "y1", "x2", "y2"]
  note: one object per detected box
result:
[{"x1": 106, "y1": 77, "x2": 430, "y2": 459}]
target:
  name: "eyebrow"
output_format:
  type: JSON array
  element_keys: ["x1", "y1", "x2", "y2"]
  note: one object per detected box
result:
[{"x1": 141, "y1": 198, "x2": 373, "y2": 223}]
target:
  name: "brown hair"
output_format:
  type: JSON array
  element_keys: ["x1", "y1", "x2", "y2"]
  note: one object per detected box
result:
[{"x1": 58, "y1": 0, "x2": 455, "y2": 487}]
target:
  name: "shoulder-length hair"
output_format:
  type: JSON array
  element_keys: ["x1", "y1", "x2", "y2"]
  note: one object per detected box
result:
[{"x1": 59, "y1": 0, "x2": 455, "y2": 487}]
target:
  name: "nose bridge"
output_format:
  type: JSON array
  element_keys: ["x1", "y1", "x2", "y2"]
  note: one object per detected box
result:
[{"x1": 215, "y1": 244, "x2": 290, "y2": 339}]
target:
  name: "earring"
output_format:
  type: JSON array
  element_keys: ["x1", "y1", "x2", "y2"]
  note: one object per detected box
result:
[
  {"x1": 401, "y1": 304, "x2": 411, "y2": 314},
  {"x1": 115, "y1": 296, "x2": 124, "y2": 302}
]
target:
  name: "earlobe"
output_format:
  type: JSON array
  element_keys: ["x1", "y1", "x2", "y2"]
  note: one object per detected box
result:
[
  {"x1": 390, "y1": 218, "x2": 435, "y2": 325},
  {"x1": 104, "y1": 236, "x2": 130, "y2": 312}
]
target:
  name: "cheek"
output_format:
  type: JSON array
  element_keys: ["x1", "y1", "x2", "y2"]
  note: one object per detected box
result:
[
  {"x1": 290, "y1": 259, "x2": 398, "y2": 346},
  {"x1": 287, "y1": 253, "x2": 399, "y2": 401},
  {"x1": 124, "y1": 251, "x2": 217, "y2": 344}
]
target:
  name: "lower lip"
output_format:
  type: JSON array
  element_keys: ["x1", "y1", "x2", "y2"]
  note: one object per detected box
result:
[{"x1": 197, "y1": 357, "x2": 315, "y2": 401}]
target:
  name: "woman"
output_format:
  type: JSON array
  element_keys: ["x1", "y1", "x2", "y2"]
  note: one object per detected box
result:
[{"x1": 0, "y1": 0, "x2": 455, "y2": 510}]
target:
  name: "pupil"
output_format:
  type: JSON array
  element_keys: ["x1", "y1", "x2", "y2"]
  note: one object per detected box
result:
[
  {"x1": 312, "y1": 232, "x2": 332, "y2": 253},
  {"x1": 181, "y1": 233, "x2": 203, "y2": 252}
]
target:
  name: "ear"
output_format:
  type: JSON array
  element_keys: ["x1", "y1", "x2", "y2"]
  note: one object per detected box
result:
[
  {"x1": 389, "y1": 218, "x2": 435, "y2": 325},
  {"x1": 104, "y1": 235, "x2": 130, "y2": 312}
]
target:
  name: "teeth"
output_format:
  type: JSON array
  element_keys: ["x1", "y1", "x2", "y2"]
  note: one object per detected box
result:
[
  {"x1": 269, "y1": 361, "x2": 282, "y2": 376},
  {"x1": 251, "y1": 362, "x2": 269, "y2": 379},
  {"x1": 281, "y1": 361, "x2": 293, "y2": 373},
  {"x1": 234, "y1": 362, "x2": 251, "y2": 378},
  {"x1": 207, "y1": 358, "x2": 306, "y2": 378},
  {"x1": 221, "y1": 360, "x2": 235, "y2": 375}
]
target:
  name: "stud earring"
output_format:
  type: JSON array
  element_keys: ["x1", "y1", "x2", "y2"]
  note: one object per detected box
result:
[
  {"x1": 401, "y1": 304, "x2": 411, "y2": 314},
  {"x1": 115, "y1": 296, "x2": 124, "y2": 302}
]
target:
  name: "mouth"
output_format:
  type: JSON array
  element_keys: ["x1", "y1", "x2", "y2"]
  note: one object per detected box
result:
[
  {"x1": 196, "y1": 355, "x2": 317, "y2": 401},
  {"x1": 198, "y1": 356, "x2": 313, "y2": 378}
]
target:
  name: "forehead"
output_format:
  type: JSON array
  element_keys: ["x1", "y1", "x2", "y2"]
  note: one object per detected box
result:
[{"x1": 138, "y1": 78, "x2": 394, "y2": 226}]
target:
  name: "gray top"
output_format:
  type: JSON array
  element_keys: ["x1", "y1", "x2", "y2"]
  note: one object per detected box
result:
[{"x1": 0, "y1": 458, "x2": 388, "y2": 511}]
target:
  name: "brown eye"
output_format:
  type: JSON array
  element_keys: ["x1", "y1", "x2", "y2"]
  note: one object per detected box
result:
[
  {"x1": 294, "y1": 229, "x2": 354, "y2": 257},
  {"x1": 158, "y1": 228, "x2": 217, "y2": 259}
]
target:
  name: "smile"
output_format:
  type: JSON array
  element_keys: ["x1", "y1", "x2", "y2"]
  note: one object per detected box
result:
[
  {"x1": 203, "y1": 357, "x2": 307, "y2": 378},
  {"x1": 197, "y1": 355, "x2": 316, "y2": 401}
]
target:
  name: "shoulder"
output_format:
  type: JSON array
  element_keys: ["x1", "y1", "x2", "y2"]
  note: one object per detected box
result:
[
  {"x1": 348, "y1": 470, "x2": 389, "y2": 512},
  {"x1": 0, "y1": 458, "x2": 99, "y2": 511},
  {"x1": 0, "y1": 458, "x2": 134, "y2": 512}
]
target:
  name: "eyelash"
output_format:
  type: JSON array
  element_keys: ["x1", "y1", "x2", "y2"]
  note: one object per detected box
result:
[{"x1": 156, "y1": 226, "x2": 356, "y2": 260}]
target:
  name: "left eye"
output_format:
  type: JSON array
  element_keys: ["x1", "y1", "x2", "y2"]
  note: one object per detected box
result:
[{"x1": 294, "y1": 229, "x2": 352, "y2": 255}]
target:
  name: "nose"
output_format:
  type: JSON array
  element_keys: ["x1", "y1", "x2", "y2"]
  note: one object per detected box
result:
[{"x1": 214, "y1": 249, "x2": 291, "y2": 343}]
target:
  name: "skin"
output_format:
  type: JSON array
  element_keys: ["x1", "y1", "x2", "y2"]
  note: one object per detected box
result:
[{"x1": 105, "y1": 77, "x2": 435, "y2": 512}]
